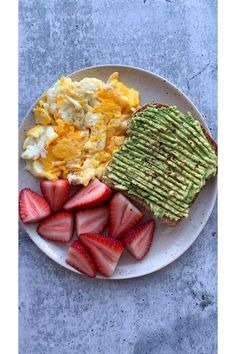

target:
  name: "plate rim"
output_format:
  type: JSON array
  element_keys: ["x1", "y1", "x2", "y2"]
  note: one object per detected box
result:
[{"x1": 19, "y1": 64, "x2": 217, "y2": 280}]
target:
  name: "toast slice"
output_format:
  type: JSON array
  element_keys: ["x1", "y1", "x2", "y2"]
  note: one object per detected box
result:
[{"x1": 103, "y1": 103, "x2": 217, "y2": 227}]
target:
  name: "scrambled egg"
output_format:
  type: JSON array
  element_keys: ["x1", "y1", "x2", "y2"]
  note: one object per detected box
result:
[{"x1": 22, "y1": 72, "x2": 139, "y2": 185}]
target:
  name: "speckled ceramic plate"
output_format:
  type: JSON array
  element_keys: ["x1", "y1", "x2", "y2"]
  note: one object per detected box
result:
[{"x1": 19, "y1": 65, "x2": 217, "y2": 279}]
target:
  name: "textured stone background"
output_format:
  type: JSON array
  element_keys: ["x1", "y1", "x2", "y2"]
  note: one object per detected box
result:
[{"x1": 19, "y1": 1, "x2": 217, "y2": 353}]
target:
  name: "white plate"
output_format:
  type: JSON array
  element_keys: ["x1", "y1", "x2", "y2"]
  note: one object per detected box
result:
[{"x1": 19, "y1": 65, "x2": 217, "y2": 279}]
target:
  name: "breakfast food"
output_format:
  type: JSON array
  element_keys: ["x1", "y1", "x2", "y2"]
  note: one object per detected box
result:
[
  {"x1": 19, "y1": 177, "x2": 155, "y2": 278},
  {"x1": 64, "y1": 178, "x2": 112, "y2": 210},
  {"x1": 79, "y1": 233, "x2": 124, "y2": 277},
  {"x1": 123, "y1": 220, "x2": 155, "y2": 260},
  {"x1": 76, "y1": 206, "x2": 109, "y2": 235},
  {"x1": 19, "y1": 188, "x2": 51, "y2": 223},
  {"x1": 66, "y1": 240, "x2": 97, "y2": 278},
  {"x1": 19, "y1": 71, "x2": 218, "y2": 278},
  {"x1": 40, "y1": 179, "x2": 70, "y2": 212},
  {"x1": 109, "y1": 193, "x2": 144, "y2": 238},
  {"x1": 37, "y1": 212, "x2": 74, "y2": 242},
  {"x1": 103, "y1": 103, "x2": 217, "y2": 226},
  {"x1": 21, "y1": 73, "x2": 139, "y2": 186}
]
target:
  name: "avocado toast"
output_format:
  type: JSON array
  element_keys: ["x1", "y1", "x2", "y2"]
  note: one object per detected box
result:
[{"x1": 103, "y1": 103, "x2": 217, "y2": 226}]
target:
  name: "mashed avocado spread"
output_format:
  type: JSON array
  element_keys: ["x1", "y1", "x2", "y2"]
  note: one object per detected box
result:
[{"x1": 103, "y1": 105, "x2": 217, "y2": 221}]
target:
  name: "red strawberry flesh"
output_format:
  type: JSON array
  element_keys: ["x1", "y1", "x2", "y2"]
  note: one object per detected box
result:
[
  {"x1": 79, "y1": 233, "x2": 124, "y2": 277},
  {"x1": 40, "y1": 179, "x2": 70, "y2": 212},
  {"x1": 109, "y1": 193, "x2": 144, "y2": 239},
  {"x1": 123, "y1": 220, "x2": 155, "y2": 260},
  {"x1": 64, "y1": 178, "x2": 112, "y2": 211},
  {"x1": 19, "y1": 188, "x2": 51, "y2": 223},
  {"x1": 76, "y1": 206, "x2": 109, "y2": 236},
  {"x1": 66, "y1": 240, "x2": 96, "y2": 278},
  {"x1": 37, "y1": 211, "x2": 74, "y2": 242}
]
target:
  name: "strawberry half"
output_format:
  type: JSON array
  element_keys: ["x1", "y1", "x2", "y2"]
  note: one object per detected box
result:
[
  {"x1": 76, "y1": 206, "x2": 109, "y2": 236},
  {"x1": 40, "y1": 179, "x2": 70, "y2": 213},
  {"x1": 122, "y1": 220, "x2": 155, "y2": 260},
  {"x1": 79, "y1": 233, "x2": 124, "y2": 277},
  {"x1": 19, "y1": 188, "x2": 51, "y2": 223},
  {"x1": 109, "y1": 193, "x2": 144, "y2": 239},
  {"x1": 64, "y1": 178, "x2": 112, "y2": 211},
  {"x1": 66, "y1": 240, "x2": 96, "y2": 278},
  {"x1": 37, "y1": 211, "x2": 74, "y2": 242}
]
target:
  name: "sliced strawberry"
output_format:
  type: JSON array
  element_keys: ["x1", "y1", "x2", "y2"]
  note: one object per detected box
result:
[
  {"x1": 79, "y1": 233, "x2": 124, "y2": 277},
  {"x1": 76, "y1": 206, "x2": 109, "y2": 236},
  {"x1": 123, "y1": 220, "x2": 155, "y2": 260},
  {"x1": 64, "y1": 178, "x2": 112, "y2": 211},
  {"x1": 109, "y1": 193, "x2": 144, "y2": 239},
  {"x1": 40, "y1": 179, "x2": 70, "y2": 213},
  {"x1": 66, "y1": 240, "x2": 96, "y2": 278},
  {"x1": 37, "y1": 211, "x2": 74, "y2": 242},
  {"x1": 19, "y1": 188, "x2": 51, "y2": 223}
]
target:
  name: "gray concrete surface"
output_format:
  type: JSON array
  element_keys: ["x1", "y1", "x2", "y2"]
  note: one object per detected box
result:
[{"x1": 19, "y1": 1, "x2": 217, "y2": 353}]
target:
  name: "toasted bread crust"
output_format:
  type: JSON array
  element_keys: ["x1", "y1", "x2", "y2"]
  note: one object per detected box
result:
[{"x1": 105, "y1": 102, "x2": 218, "y2": 227}]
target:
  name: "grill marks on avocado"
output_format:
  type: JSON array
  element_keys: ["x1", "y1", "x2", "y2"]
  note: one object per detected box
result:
[
  {"x1": 132, "y1": 117, "x2": 215, "y2": 170},
  {"x1": 114, "y1": 153, "x2": 189, "y2": 194},
  {"x1": 108, "y1": 160, "x2": 188, "y2": 208},
  {"x1": 104, "y1": 105, "x2": 217, "y2": 221},
  {"x1": 130, "y1": 121, "x2": 209, "y2": 174},
  {"x1": 103, "y1": 171, "x2": 187, "y2": 219},
  {"x1": 124, "y1": 140, "x2": 204, "y2": 184}
]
